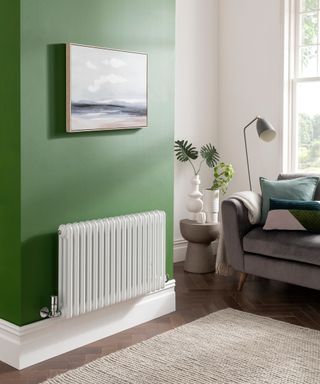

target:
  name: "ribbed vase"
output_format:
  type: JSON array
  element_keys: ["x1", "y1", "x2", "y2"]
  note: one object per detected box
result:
[{"x1": 203, "y1": 189, "x2": 219, "y2": 223}]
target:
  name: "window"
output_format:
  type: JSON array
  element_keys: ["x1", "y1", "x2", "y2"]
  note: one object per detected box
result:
[{"x1": 286, "y1": 0, "x2": 320, "y2": 172}]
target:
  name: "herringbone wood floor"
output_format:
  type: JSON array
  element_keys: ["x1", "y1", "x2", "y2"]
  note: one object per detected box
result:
[{"x1": 1, "y1": 262, "x2": 320, "y2": 384}]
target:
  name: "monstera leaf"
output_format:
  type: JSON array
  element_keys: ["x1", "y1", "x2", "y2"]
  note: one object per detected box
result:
[
  {"x1": 200, "y1": 143, "x2": 220, "y2": 168},
  {"x1": 174, "y1": 140, "x2": 198, "y2": 162}
]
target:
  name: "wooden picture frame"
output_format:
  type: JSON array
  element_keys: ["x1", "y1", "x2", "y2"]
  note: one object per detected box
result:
[{"x1": 66, "y1": 43, "x2": 148, "y2": 132}]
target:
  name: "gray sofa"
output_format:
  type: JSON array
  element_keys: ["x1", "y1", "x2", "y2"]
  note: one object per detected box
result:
[{"x1": 221, "y1": 173, "x2": 320, "y2": 291}]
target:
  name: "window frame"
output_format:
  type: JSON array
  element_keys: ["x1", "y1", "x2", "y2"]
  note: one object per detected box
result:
[{"x1": 284, "y1": 0, "x2": 320, "y2": 172}]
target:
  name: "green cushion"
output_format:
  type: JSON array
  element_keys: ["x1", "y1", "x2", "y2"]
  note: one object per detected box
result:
[
  {"x1": 263, "y1": 198, "x2": 320, "y2": 233},
  {"x1": 259, "y1": 176, "x2": 319, "y2": 223},
  {"x1": 290, "y1": 210, "x2": 320, "y2": 233}
]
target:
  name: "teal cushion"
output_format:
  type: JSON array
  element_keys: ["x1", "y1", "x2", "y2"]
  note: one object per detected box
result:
[
  {"x1": 259, "y1": 176, "x2": 319, "y2": 223},
  {"x1": 269, "y1": 198, "x2": 320, "y2": 211}
]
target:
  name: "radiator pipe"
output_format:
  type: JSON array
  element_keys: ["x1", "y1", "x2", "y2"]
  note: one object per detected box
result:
[{"x1": 40, "y1": 295, "x2": 62, "y2": 319}]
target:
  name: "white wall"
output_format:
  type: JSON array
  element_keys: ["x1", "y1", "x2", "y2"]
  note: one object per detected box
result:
[
  {"x1": 174, "y1": 0, "x2": 285, "y2": 259},
  {"x1": 218, "y1": 0, "x2": 284, "y2": 194},
  {"x1": 174, "y1": 0, "x2": 219, "y2": 244}
]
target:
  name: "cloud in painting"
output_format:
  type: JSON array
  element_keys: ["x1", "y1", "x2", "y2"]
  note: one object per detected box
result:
[
  {"x1": 71, "y1": 45, "x2": 146, "y2": 102},
  {"x1": 88, "y1": 74, "x2": 127, "y2": 92},
  {"x1": 102, "y1": 58, "x2": 127, "y2": 68},
  {"x1": 110, "y1": 58, "x2": 126, "y2": 68},
  {"x1": 86, "y1": 61, "x2": 97, "y2": 70}
]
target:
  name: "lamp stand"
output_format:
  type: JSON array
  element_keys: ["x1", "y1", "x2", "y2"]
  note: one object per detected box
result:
[{"x1": 243, "y1": 116, "x2": 259, "y2": 191}]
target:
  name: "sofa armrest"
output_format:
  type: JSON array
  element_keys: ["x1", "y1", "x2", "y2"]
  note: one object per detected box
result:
[{"x1": 221, "y1": 198, "x2": 255, "y2": 271}]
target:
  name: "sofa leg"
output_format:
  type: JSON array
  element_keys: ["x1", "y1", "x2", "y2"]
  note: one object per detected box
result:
[{"x1": 238, "y1": 272, "x2": 248, "y2": 291}]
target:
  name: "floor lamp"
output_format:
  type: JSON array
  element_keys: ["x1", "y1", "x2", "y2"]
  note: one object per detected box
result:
[{"x1": 243, "y1": 116, "x2": 277, "y2": 191}]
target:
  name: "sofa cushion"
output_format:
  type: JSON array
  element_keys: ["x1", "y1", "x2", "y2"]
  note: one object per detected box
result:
[
  {"x1": 263, "y1": 198, "x2": 320, "y2": 233},
  {"x1": 243, "y1": 227, "x2": 320, "y2": 267},
  {"x1": 259, "y1": 176, "x2": 319, "y2": 223},
  {"x1": 278, "y1": 173, "x2": 320, "y2": 200}
]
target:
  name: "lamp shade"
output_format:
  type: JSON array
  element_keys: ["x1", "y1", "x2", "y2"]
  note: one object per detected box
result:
[{"x1": 256, "y1": 118, "x2": 276, "y2": 142}]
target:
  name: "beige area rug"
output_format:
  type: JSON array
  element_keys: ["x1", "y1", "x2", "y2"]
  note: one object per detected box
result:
[{"x1": 42, "y1": 308, "x2": 320, "y2": 384}]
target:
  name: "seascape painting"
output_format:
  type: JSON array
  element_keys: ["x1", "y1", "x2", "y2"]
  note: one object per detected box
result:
[{"x1": 66, "y1": 44, "x2": 148, "y2": 132}]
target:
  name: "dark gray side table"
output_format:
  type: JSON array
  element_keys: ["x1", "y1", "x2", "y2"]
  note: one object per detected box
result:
[{"x1": 180, "y1": 219, "x2": 220, "y2": 273}]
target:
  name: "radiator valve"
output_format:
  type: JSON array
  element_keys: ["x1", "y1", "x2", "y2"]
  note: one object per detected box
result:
[{"x1": 40, "y1": 295, "x2": 61, "y2": 319}]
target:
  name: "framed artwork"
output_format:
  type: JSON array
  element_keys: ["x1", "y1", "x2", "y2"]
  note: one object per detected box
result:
[{"x1": 66, "y1": 43, "x2": 148, "y2": 132}]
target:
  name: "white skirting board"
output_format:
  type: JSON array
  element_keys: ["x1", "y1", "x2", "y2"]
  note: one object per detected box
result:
[
  {"x1": 0, "y1": 280, "x2": 176, "y2": 370},
  {"x1": 174, "y1": 239, "x2": 188, "y2": 263}
]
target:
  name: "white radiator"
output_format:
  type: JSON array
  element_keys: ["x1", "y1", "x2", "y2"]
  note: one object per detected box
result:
[{"x1": 58, "y1": 211, "x2": 166, "y2": 319}]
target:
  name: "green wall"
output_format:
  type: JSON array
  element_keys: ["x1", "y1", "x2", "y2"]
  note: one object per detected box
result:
[
  {"x1": 19, "y1": 0, "x2": 175, "y2": 325},
  {"x1": 0, "y1": 0, "x2": 21, "y2": 325}
]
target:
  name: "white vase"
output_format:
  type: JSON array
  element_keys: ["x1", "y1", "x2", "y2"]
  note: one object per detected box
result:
[
  {"x1": 203, "y1": 189, "x2": 219, "y2": 223},
  {"x1": 186, "y1": 175, "x2": 203, "y2": 220}
]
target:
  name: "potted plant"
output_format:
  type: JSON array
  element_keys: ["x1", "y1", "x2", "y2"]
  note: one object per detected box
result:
[
  {"x1": 174, "y1": 140, "x2": 219, "y2": 219},
  {"x1": 174, "y1": 140, "x2": 220, "y2": 176},
  {"x1": 203, "y1": 162, "x2": 234, "y2": 223}
]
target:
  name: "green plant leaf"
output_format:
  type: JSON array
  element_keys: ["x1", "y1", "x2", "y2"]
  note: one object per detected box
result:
[
  {"x1": 174, "y1": 140, "x2": 198, "y2": 162},
  {"x1": 210, "y1": 162, "x2": 234, "y2": 194},
  {"x1": 200, "y1": 143, "x2": 220, "y2": 168}
]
